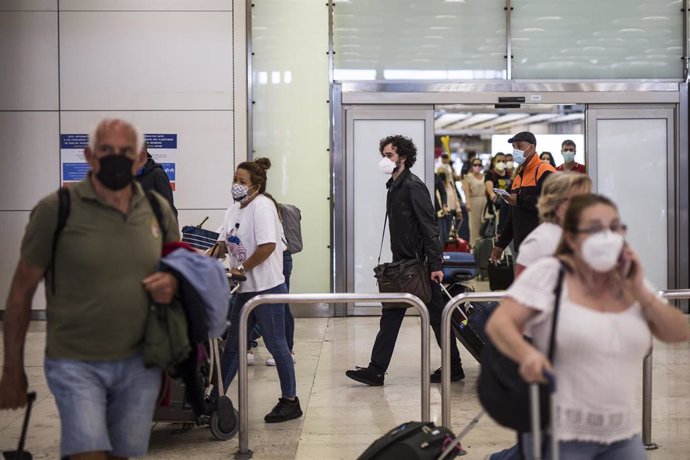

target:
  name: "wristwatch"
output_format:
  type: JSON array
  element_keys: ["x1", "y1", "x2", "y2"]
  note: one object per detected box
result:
[{"x1": 237, "y1": 264, "x2": 246, "y2": 274}]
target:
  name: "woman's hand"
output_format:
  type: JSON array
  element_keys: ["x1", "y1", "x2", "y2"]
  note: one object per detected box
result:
[{"x1": 519, "y1": 348, "x2": 553, "y2": 384}]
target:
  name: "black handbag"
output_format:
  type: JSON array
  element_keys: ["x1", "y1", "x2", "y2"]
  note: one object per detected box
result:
[
  {"x1": 477, "y1": 264, "x2": 565, "y2": 433},
  {"x1": 373, "y1": 212, "x2": 432, "y2": 304}
]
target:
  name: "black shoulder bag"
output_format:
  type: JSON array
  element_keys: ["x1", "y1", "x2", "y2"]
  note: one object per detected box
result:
[
  {"x1": 477, "y1": 263, "x2": 565, "y2": 433},
  {"x1": 373, "y1": 209, "x2": 432, "y2": 304}
]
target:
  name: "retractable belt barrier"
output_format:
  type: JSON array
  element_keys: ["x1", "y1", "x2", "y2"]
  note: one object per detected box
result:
[
  {"x1": 234, "y1": 293, "x2": 430, "y2": 459},
  {"x1": 440, "y1": 289, "x2": 690, "y2": 450}
]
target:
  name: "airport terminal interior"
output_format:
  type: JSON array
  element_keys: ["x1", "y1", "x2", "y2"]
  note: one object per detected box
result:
[{"x1": 1, "y1": 1, "x2": 690, "y2": 459}]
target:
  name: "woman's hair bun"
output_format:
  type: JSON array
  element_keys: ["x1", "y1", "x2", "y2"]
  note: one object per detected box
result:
[{"x1": 254, "y1": 157, "x2": 272, "y2": 171}]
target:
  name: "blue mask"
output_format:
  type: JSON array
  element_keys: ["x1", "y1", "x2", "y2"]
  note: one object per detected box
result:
[
  {"x1": 562, "y1": 152, "x2": 575, "y2": 163},
  {"x1": 512, "y1": 148, "x2": 526, "y2": 165},
  {"x1": 135, "y1": 166, "x2": 145, "y2": 177}
]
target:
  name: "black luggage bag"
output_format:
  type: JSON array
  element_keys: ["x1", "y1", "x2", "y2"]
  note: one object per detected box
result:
[
  {"x1": 488, "y1": 255, "x2": 514, "y2": 291},
  {"x1": 439, "y1": 284, "x2": 498, "y2": 363},
  {"x1": 357, "y1": 421, "x2": 464, "y2": 460}
]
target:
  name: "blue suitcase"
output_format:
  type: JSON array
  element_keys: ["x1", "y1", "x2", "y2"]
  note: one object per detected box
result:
[{"x1": 442, "y1": 251, "x2": 477, "y2": 283}]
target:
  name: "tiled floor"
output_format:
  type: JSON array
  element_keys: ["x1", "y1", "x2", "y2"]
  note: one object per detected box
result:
[{"x1": 1, "y1": 316, "x2": 689, "y2": 459}]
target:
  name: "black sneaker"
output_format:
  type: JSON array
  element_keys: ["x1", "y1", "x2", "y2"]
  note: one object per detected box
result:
[
  {"x1": 345, "y1": 366, "x2": 384, "y2": 386},
  {"x1": 264, "y1": 397, "x2": 303, "y2": 423},
  {"x1": 430, "y1": 367, "x2": 465, "y2": 383}
]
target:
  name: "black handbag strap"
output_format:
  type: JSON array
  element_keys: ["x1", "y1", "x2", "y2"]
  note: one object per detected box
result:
[
  {"x1": 546, "y1": 263, "x2": 566, "y2": 362},
  {"x1": 377, "y1": 210, "x2": 388, "y2": 265}
]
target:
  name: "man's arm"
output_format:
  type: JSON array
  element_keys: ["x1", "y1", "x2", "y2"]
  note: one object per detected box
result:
[
  {"x1": 0, "y1": 260, "x2": 44, "y2": 409},
  {"x1": 409, "y1": 181, "x2": 443, "y2": 275}
]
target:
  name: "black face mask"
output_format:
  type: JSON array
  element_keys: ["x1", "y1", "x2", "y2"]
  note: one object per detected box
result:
[{"x1": 96, "y1": 154, "x2": 135, "y2": 191}]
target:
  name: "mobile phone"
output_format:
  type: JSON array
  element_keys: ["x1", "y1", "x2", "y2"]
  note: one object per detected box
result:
[{"x1": 618, "y1": 250, "x2": 633, "y2": 279}]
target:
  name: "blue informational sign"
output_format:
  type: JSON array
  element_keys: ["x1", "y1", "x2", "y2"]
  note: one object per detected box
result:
[
  {"x1": 144, "y1": 134, "x2": 177, "y2": 149},
  {"x1": 63, "y1": 163, "x2": 90, "y2": 181},
  {"x1": 60, "y1": 134, "x2": 89, "y2": 149},
  {"x1": 161, "y1": 163, "x2": 176, "y2": 181}
]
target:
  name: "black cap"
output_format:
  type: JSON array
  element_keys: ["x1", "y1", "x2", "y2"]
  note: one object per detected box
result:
[{"x1": 507, "y1": 131, "x2": 536, "y2": 145}]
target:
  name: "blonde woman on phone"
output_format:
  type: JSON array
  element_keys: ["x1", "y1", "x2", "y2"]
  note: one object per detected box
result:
[{"x1": 486, "y1": 194, "x2": 689, "y2": 459}]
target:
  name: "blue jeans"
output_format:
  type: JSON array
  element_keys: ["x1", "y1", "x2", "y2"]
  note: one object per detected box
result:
[
  {"x1": 491, "y1": 435, "x2": 646, "y2": 460},
  {"x1": 45, "y1": 354, "x2": 161, "y2": 458},
  {"x1": 222, "y1": 282, "x2": 296, "y2": 398},
  {"x1": 248, "y1": 251, "x2": 295, "y2": 351}
]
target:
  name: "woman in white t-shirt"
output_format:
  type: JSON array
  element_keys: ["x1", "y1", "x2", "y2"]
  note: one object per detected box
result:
[
  {"x1": 218, "y1": 158, "x2": 302, "y2": 424},
  {"x1": 486, "y1": 194, "x2": 689, "y2": 459},
  {"x1": 515, "y1": 172, "x2": 591, "y2": 277}
]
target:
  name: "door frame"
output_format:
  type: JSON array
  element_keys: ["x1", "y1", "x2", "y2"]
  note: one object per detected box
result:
[{"x1": 330, "y1": 81, "x2": 688, "y2": 315}]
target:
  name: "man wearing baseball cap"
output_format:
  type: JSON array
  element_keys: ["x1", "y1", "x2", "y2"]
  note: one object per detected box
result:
[{"x1": 492, "y1": 131, "x2": 556, "y2": 261}]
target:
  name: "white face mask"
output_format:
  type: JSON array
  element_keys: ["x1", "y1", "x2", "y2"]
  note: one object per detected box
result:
[
  {"x1": 506, "y1": 160, "x2": 514, "y2": 169},
  {"x1": 378, "y1": 156, "x2": 397, "y2": 175},
  {"x1": 581, "y1": 230, "x2": 625, "y2": 272},
  {"x1": 495, "y1": 162, "x2": 506, "y2": 172}
]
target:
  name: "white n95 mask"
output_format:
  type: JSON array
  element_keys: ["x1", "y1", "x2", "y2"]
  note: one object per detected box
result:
[
  {"x1": 581, "y1": 231, "x2": 625, "y2": 272},
  {"x1": 378, "y1": 157, "x2": 397, "y2": 175}
]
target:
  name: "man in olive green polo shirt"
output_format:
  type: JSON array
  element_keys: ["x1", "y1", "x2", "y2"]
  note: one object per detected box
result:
[{"x1": 0, "y1": 119, "x2": 179, "y2": 460}]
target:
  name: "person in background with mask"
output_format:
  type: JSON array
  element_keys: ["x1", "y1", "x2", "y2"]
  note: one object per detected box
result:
[
  {"x1": 462, "y1": 156, "x2": 487, "y2": 246},
  {"x1": 504, "y1": 152, "x2": 516, "y2": 177},
  {"x1": 437, "y1": 160, "x2": 462, "y2": 242},
  {"x1": 491, "y1": 131, "x2": 556, "y2": 262},
  {"x1": 539, "y1": 151, "x2": 556, "y2": 168},
  {"x1": 514, "y1": 172, "x2": 592, "y2": 277},
  {"x1": 556, "y1": 139, "x2": 587, "y2": 174},
  {"x1": 486, "y1": 194, "x2": 689, "y2": 459},
  {"x1": 485, "y1": 152, "x2": 512, "y2": 238},
  {"x1": 135, "y1": 143, "x2": 177, "y2": 218},
  {"x1": 460, "y1": 150, "x2": 477, "y2": 179},
  {"x1": 0, "y1": 119, "x2": 180, "y2": 459},
  {"x1": 217, "y1": 158, "x2": 302, "y2": 423},
  {"x1": 346, "y1": 135, "x2": 464, "y2": 386}
]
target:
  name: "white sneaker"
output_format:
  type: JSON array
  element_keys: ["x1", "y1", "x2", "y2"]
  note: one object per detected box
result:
[
  {"x1": 266, "y1": 352, "x2": 296, "y2": 366},
  {"x1": 247, "y1": 351, "x2": 255, "y2": 366}
]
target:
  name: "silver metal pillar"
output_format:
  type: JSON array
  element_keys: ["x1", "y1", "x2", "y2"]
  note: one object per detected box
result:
[
  {"x1": 235, "y1": 293, "x2": 431, "y2": 459},
  {"x1": 642, "y1": 348, "x2": 657, "y2": 450},
  {"x1": 441, "y1": 292, "x2": 505, "y2": 428}
]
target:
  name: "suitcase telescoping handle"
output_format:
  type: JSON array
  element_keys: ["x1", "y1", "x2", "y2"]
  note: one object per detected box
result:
[
  {"x1": 530, "y1": 372, "x2": 557, "y2": 460},
  {"x1": 437, "y1": 283, "x2": 469, "y2": 322},
  {"x1": 3, "y1": 391, "x2": 36, "y2": 460}
]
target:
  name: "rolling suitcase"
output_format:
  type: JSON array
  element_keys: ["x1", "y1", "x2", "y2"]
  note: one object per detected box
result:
[
  {"x1": 488, "y1": 254, "x2": 514, "y2": 291},
  {"x1": 439, "y1": 283, "x2": 498, "y2": 362},
  {"x1": 473, "y1": 238, "x2": 493, "y2": 280},
  {"x1": 357, "y1": 421, "x2": 464, "y2": 460},
  {"x1": 442, "y1": 252, "x2": 476, "y2": 284}
]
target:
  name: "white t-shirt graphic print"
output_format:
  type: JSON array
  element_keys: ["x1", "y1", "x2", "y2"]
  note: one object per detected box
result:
[{"x1": 219, "y1": 195, "x2": 285, "y2": 293}]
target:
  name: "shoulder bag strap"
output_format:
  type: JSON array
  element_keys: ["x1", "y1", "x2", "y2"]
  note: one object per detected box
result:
[
  {"x1": 377, "y1": 190, "x2": 391, "y2": 264},
  {"x1": 546, "y1": 263, "x2": 566, "y2": 362}
]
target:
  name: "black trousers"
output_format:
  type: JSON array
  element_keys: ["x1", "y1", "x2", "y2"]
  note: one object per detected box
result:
[{"x1": 369, "y1": 281, "x2": 463, "y2": 373}]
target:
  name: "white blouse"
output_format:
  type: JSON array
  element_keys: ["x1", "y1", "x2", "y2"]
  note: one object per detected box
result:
[
  {"x1": 516, "y1": 222, "x2": 563, "y2": 268},
  {"x1": 506, "y1": 257, "x2": 653, "y2": 443}
]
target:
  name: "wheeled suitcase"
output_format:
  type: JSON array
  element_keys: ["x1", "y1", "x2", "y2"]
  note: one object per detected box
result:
[
  {"x1": 442, "y1": 251, "x2": 476, "y2": 283},
  {"x1": 357, "y1": 421, "x2": 464, "y2": 460},
  {"x1": 488, "y1": 255, "x2": 514, "y2": 291},
  {"x1": 440, "y1": 284, "x2": 498, "y2": 362},
  {"x1": 473, "y1": 238, "x2": 493, "y2": 280}
]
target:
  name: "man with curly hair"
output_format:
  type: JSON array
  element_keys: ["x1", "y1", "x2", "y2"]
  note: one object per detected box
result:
[{"x1": 346, "y1": 135, "x2": 465, "y2": 386}]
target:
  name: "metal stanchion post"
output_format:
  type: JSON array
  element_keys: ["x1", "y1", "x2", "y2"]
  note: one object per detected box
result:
[
  {"x1": 235, "y1": 293, "x2": 430, "y2": 459},
  {"x1": 441, "y1": 292, "x2": 505, "y2": 428},
  {"x1": 642, "y1": 348, "x2": 657, "y2": 450}
]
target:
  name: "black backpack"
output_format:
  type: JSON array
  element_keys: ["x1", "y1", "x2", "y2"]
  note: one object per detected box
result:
[
  {"x1": 48, "y1": 187, "x2": 166, "y2": 293},
  {"x1": 357, "y1": 421, "x2": 462, "y2": 460}
]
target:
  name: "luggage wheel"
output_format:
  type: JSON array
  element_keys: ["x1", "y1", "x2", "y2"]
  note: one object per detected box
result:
[{"x1": 210, "y1": 396, "x2": 239, "y2": 441}]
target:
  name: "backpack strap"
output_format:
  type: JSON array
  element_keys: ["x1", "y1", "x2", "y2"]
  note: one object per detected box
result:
[
  {"x1": 145, "y1": 191, "x2": 167, "y2": 244},
  {"x1": 50, "y1": 187, "x2": 71, "y2": 294}
]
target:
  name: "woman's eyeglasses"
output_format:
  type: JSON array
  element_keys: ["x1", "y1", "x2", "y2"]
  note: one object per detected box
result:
[{"x1": 576, "y1": 223, "x2": 628, "y2": 235}]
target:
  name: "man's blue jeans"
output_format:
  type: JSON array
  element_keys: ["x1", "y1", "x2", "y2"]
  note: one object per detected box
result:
[{"x1": 221, "y1": 282, "x2": 296, "y2": 398}]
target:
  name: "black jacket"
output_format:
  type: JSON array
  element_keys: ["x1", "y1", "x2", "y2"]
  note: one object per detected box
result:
[
  {"x1": 386, "y1": 169, "x2": 443, "y2": 272},
  {"x1": 136, "y1": 158, "x2": 177, "y2": 217}
]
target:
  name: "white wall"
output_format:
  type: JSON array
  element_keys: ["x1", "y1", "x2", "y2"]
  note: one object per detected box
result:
[{"x1": 0, "y1": 1, "x2": 247, "y2": 310}]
